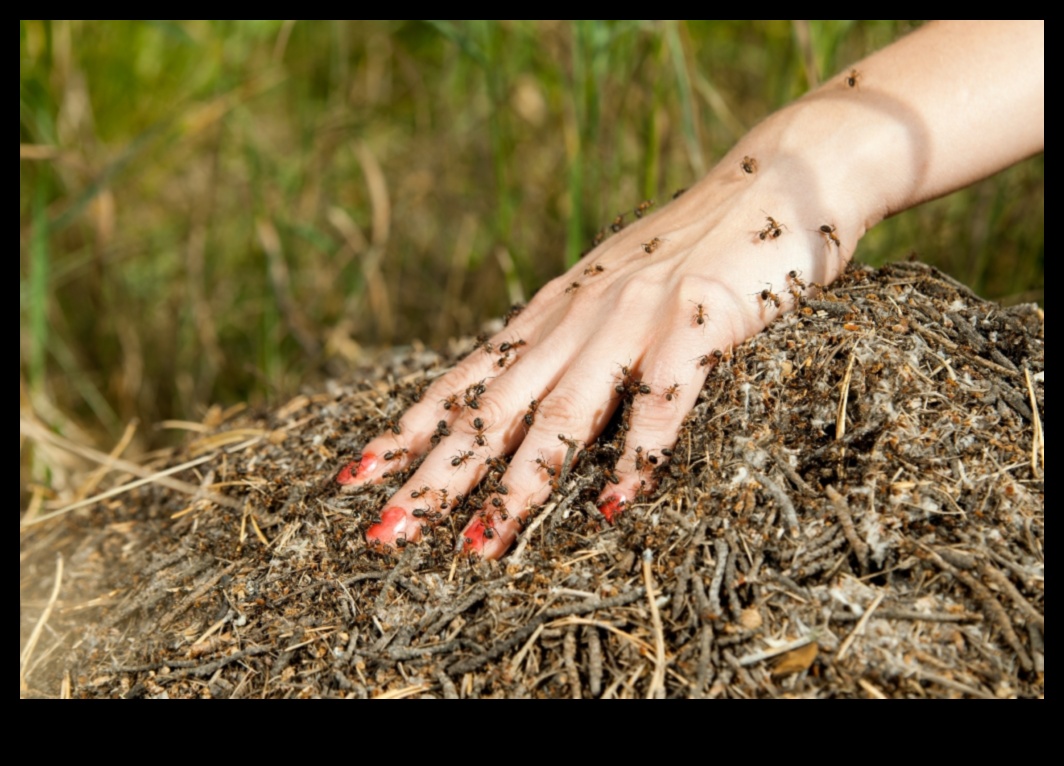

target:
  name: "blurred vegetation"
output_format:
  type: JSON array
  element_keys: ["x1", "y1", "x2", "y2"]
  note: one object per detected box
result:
[{"x1": 20, "y1": 20, "x2": 1043, "y2": 460}]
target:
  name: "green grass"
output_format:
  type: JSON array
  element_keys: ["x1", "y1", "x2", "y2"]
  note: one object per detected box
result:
[{"x1": 19, "y1": 20, "x2": 1044, "y2": 452}]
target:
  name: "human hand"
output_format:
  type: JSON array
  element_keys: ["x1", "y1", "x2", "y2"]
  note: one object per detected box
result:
[{"x1": 338, "y1": 138, "x2": 854, "y2": 558}]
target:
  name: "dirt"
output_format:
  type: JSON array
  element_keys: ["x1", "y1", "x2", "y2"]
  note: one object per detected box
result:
[{"x1": 20, "y1": 261, "x2": 1044, "y2": 699}]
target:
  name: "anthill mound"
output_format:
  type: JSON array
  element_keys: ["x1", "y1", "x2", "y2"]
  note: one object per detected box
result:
[{"x1": 20, "y1": 262, "x2": 1044, "y2": 699}]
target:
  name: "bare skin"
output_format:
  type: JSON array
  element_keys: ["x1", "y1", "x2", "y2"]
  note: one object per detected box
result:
[{"x1": 341, "y1": 21, "x2": 1044, "y2": 558}]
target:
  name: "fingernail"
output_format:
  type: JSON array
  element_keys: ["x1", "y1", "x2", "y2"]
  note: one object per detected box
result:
[
  {"x1": 460, "y1": 518, "x2": 490, "y2": 554},
  {"x1": 336, "y1": 452, "x2": 378, "y2": 485},
  {"x1": 597, "y1": 494, "x2": 627, "y2": 524},
  {"x1": 366, "y1": 505, "x2": 410, "y2": 543}
]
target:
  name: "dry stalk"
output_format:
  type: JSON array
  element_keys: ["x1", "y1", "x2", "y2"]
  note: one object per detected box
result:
[
  {"x1": 835, "y1": 590, "x2": 885, "y2": 661},
  {"x1": 20, "y1": 554, "x2": 63, "y2": 692},
  {"x1": 642, "y1": 550, "x2": 667, "y2": 699}
]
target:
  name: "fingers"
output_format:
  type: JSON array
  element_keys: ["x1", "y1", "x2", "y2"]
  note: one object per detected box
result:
[
  {"x1": 335, "y1": 304, "x2": 556, "y2": 488},
  {"x1": 594, "y1": 279, "x2": 746, "y2": 522},
  {"x1": 363, "y1": 316, "x2": 591, "y2": 549}
]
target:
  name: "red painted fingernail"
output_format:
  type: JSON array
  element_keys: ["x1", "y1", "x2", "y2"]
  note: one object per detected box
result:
[
  {"x1": 366, "y1": 505, "x2": 409, "y2": 542},
  {"x1": 336, "y1": 452, "x2": 378, "y2": 485},
  {"x1": 598, "y1": 494, "x2": 627, "y2": 524},
  {"x1": 460, "y1": 517, "x2": 494, "y2": 554}
]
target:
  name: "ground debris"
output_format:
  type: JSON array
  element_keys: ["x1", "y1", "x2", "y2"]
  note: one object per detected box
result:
[{"x1": 20, "y1": 263, "x2": 1044, "y2": 699}]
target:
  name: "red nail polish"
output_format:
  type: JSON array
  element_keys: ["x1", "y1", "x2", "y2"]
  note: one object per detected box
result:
[
  {"x1": 460, "y1": 518, "x2": 492, "y2": 554},
  {"x1": 598, "y1": 494, "x2": 627, "y2": 524},
  {"x1": 336, "y1": 452, "x2": 378, "y2": 485},
  {"x1": 366, "y1": 505, "x2": 408, "y2": 541}
]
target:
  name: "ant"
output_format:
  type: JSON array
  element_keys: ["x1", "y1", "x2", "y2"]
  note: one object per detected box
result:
[
  {"x1": 634, "y1": 200, "x2": 656, "y2": 218},
  {"x1": 440, "y1": 392, "x2": 461, "y2": 411},
  {"x1": 634, "y1": 446, "x2": 651, "y2": 472},
  {"x1": 498, "y1": 339, "x2": 526, "y2": 353},
  {"x1": 741, "y1": 155, "x2": 758, "y2": 174},
  {"x1": 758, "y1": 284, "x2": 782, "y2": 309},
  {"x1": 819, "y1": 224, "x2": 841, "y2": 247},
  {"x1": 565, "y1": 281, "x2": 582, "y2": 294},
  {"x1": 383, "y1": 418, "x2": 402, "y2": 435},
  {"x1": 504, "y1": 303, "x2": 525, "y2": 327},
  {"x1": 604, "y1": 469, "x2": 620, "y2": 485},
  {"x1": 758, "y1": 216, "x2": 784, "y2": 241},
  {"x1": 692, "y1": 349, "x2": 724, "y2": 368},
  {"x1": 473, "y1": 333, "x2": 493, "y2": 354},
  {"x1": 410, "y1": 485, "x2": 432, "y2": 499},
  {"x1": 592, "y1": 229, "x2": 607, "y2": 247},
  {"x1": 690, "y1": 300, "x2": 708, "y2": 326},
  {"x1": 583, "y1": 263, "x2": 606, "y2": 276},
  {"x1": 383, "y1": 447, "x2": 409, "y2": 461},
  {"x1": 471, "y1": 417, "x2": 490, "y2": 447},
  {"x1": 533, "y1": 453, "x2": 558, "y2": 480},
  {"x1": 438, "y1": 489, "x2": 452, "y2": 510},
  {"x1": 642, "y1": 237, "x2": 664, "y2": 254},
  {"x1": 524, "y1": 398, "x2": 539, "y2": 428},
  {"x1": 610, "y1": 213, "x2": 626, "y2": 232},
  {"x1": 663, "y1": 382, "x2": 683, "y2": 401},
  {"x1": 846, "y1": 68, "x2": 860, "y2": 88},
  {"x1": 451, "y1": 450, "x2": 476, "y2": 468},
  {"x1": 485, "y1": 455, "x2": 508, "y2": 477},
  {"x1": 558, "y1": 434, "x2": 581, "y2": 451},
  {"x1": 463, "y1": 380, "x2": 487, "y2": 410}
]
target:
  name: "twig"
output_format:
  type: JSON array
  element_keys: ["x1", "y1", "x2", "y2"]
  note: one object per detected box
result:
[
  {"x1": 447, "y1": 588, "x2": 645, "y2": 675},
  {"x1": 563, "y1": 627, "x2": 581, "y2": 699},
  {"x1": 585, "y1": 625, "x2": 603, "y2": 698},
  {"x1": 435, "y1": 669, "x2": 459, "y2": 699},
  {"x1": 1025, "y1": 368, "x2": 1043, "y2": 473},
  {"x1": 643, "y1": 550, "x2": 667, "y2": 699},
  {"x1": 738, "y1": 631, "x2": 819, "y2": 667},
  {"x1": 977, "y1": 561, "x2": 1044, "y2": 632},
  {"x1": 769, "y1": 447, "x2": 815, "y2": 496},
  {"x1": 835, "y1": 591, "x2": 885, "y2": 661},
  {"x1": 826, "y1": 485, "x2": 871, "y2": 573},
  {"x1": 753, "y1": 470, "x2": 799, "y2": 536},
  {"x1": 921, "y1": 546, "x2": 1033, "y2": 671},
  {"x1": 858, "y1": 678, "x2": 889, "y2": 699},
  {"x1": 373, "y1": 683, "x2": 432, "y2": 700},
  {"x1": 707, "y1": 539, "x2": 728, "y2": 619},
  {"x1": 916, "y1": 670, "x2": 998, "y2": 700},
  {"x1": 836, "y1": 344, "x2": 857, "y2": 441},
  {"x1": 20, "y1": 554, "x2": 63, "y2": 691}
]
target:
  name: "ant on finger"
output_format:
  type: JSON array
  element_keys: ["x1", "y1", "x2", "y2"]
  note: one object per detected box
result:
[
  {"x1": 451, "y1": 450, "x2": 476, "y2": 468},
  {"x1": 819, "y1": 224, "x2": 841, "y2": 247},
  {"x1": 846, "y1": 68, "x2": 860, "y2": 88},
  {"x1": 757, "y1": 284, "x2": 783, "y2": 310},
  {"x1": 740, "y1": 155, "x2": 758, "y2": 174},
  {"x1": 758, "y1": 216, "x2": 785, "y2": 241},
  {"x1": 690, "y1": 300, "x2": 708, "y2": 326}
]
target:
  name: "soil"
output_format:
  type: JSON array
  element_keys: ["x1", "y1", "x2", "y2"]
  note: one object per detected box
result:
[{"x1": 20, "y1": 262, "x2": 1044, "y2": 699}]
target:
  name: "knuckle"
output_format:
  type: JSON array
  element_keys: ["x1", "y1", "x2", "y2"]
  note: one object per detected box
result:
[{"x1": 534, "y1": 386, "x2": 594, "y2": 432}]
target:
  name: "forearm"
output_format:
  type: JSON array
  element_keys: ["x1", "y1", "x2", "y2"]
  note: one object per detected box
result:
[{"x1": 700, "y1": 21, "x2": 1043, "y2": 272}]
